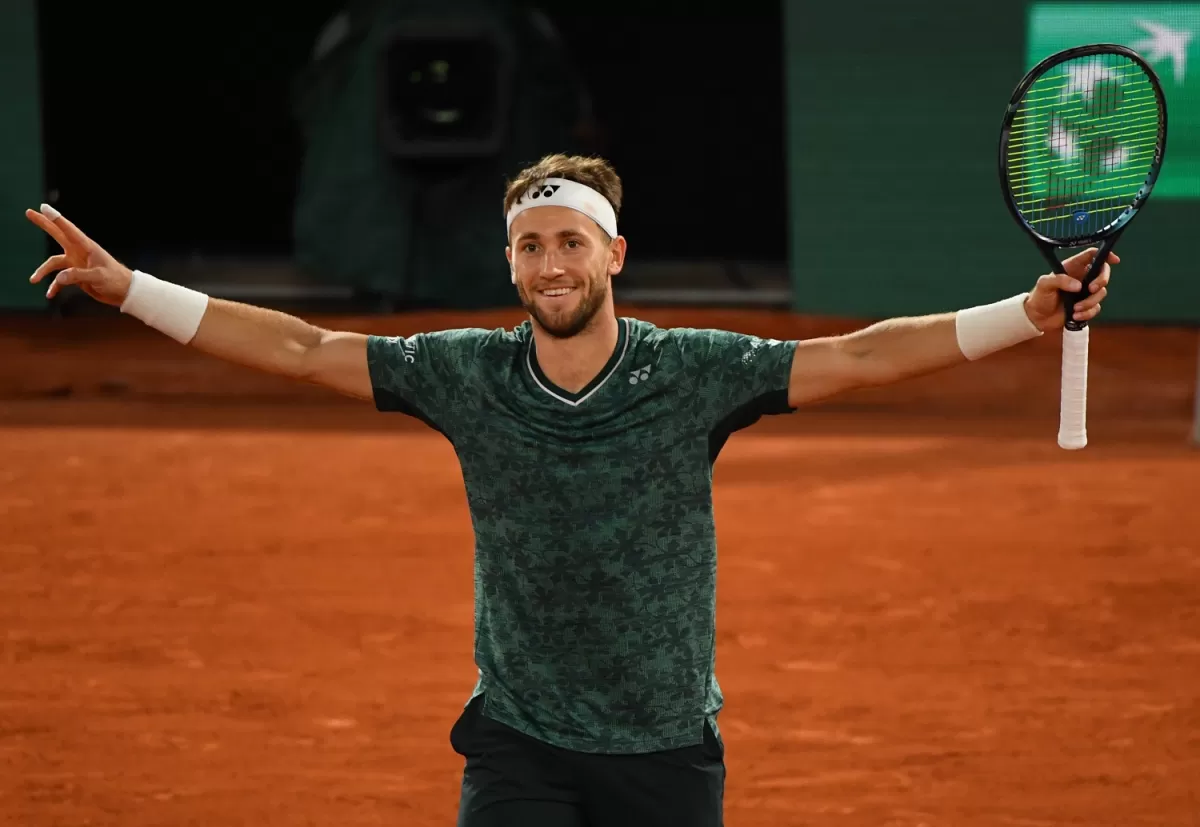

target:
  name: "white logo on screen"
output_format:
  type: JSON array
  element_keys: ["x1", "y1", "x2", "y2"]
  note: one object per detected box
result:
[{"x1": 1131, "y1": 20, "x2": 1192, "y2": 84}]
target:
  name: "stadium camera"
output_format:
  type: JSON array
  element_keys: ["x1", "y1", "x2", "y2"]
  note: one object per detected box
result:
[{"x1": 376, "y1": 20, "x2": 514, "y2": 162}]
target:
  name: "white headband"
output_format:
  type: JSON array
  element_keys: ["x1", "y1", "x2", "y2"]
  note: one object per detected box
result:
[{"x1": 505, "y1": 177, "x2": 618, "y2": 240}]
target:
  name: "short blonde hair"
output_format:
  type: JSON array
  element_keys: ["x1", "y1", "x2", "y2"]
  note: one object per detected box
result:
[{"x1": 503, "y1": 154, "x2": 623, "y2": 225}]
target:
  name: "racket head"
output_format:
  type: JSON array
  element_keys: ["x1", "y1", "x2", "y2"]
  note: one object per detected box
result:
[{"x1": 999, "y1": 43, "x2": 1167, "y2": 249}]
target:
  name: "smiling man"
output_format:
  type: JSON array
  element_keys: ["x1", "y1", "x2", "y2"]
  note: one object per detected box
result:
[{"x1": 26, "y1": 153, "x2": 1114, "y2": 827}]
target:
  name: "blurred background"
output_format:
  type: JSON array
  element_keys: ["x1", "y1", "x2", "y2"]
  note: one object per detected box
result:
[
  {"x1": 4, "y1": 0, "x2": 1198, "y2": 323},
  {"x1": 6, "y1": 0, "x2": 795, "y2": 313}
]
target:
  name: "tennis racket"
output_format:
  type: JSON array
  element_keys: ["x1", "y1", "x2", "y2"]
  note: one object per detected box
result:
[{"x1": 999, "y1": 44, "x2": 1167, "y2": 449}]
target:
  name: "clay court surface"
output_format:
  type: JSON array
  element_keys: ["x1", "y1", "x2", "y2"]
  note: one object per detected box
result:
[{"x1": 1, "y1": 306, "x2": 1198, "y2": 826}]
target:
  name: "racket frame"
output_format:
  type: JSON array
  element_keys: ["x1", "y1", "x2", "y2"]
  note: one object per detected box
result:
[
  {"x1": 997, "y1": 43, "x2": 1167, "y2": 330},
  {"x1": 997, "y1": 43, "x2": 1167, "y2": 449}
]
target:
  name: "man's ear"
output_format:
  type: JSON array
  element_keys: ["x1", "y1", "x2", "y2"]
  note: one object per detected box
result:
[
  {"x1": 608, "y1": 236, "x2": 627, "y2": 276},
  {"x1": 506, "y1": 246, "x2": 515, "y2": 284}
]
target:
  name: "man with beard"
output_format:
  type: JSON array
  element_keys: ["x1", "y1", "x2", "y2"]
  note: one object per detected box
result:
[{"x1": 25, "y1": 154, "x2": 1114, "y2": 827}]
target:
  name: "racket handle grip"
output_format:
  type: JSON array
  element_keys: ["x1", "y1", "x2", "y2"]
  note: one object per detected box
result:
[{"x1": 1058, "y1": 326, "x2": 1090, "y2": 450}]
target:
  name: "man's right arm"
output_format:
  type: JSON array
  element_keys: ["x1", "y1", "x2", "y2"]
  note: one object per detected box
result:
[
  {"x1": 188, "y1": 298, "x2": 372, "y2": 401},
  {"x1": 25, "y1": 204, "x2": 373, "y2": 402}
]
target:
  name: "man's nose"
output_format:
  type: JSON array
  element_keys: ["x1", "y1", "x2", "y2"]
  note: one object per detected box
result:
[{"x1": 539, "y1": 252, "x2": 566, "y2": 276}]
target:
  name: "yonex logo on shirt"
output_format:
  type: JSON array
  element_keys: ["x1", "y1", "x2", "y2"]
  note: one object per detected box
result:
[{"x1": 629, "y1": 365, "x2": 651, "y2": 384}]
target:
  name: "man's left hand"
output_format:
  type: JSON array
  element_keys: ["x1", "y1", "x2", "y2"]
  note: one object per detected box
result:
[{"x1": 1023, "y1": 247, "x2": 1119, "y2": 332}]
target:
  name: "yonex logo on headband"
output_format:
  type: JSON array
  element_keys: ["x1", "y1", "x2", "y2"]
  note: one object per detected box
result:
[{"x1": 506, "y1": 177, "x2": 619, "y2": 240}]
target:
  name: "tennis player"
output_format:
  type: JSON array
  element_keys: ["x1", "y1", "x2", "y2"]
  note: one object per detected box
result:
[{"x1": 25, "y1": 154, "x2": 1113, "y2": 827}]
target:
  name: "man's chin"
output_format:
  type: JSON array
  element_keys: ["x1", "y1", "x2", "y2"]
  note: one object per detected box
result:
[
  {"x1": 525, "y1": 298, "x2": 596, "y2": 337},
  {"x1": 520, "y1": 284, "x2": 607, "y2": 339},
  {"x1": 534, "y1": 310, "x2": 590, "y2": 339}
]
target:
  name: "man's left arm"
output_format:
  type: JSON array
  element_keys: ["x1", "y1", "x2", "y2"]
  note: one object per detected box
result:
[{"x1": 787, "y1": 247, "x2": 1117, "y2": 407}]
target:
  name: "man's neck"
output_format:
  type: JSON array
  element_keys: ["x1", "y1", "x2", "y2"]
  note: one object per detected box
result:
[{"x1": 532, "y1": 312, "x2": 621, "y2": 394}]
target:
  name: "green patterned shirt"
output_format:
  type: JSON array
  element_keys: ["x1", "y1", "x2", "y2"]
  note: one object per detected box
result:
[{"x1": 367, "y1": 317, "x2": 796, "y2": 753}]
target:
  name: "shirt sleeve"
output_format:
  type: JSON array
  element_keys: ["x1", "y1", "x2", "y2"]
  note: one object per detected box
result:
[
  {"x1": 671, "y1": 327, "x2": 798, "y2": 428},
  {"x1": 366, "y1": 329, "x2": 485, "y2": 435}
]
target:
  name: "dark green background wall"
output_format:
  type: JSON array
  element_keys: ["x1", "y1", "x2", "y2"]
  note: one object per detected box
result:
[
  {"x1": 0, "y1": 0, "x2": 45, "y2": 310},
  {"x1": 785, "y1": 1, "x2": 1200, "y2": 322},
  {"x1": 0, "y1": 3, "x2": 788, "y2": 312},
  {"x1": 6, "y1": 2, "x2": 1197, "y2": 320}
]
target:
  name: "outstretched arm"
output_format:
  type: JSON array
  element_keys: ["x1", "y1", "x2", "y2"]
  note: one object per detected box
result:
[
  {"x1": 182, "y1": 298, "x2": 367, "y2": 398},
  {"x1": 786, "y1": 248, "x2": 1117, "y2": 407},
  {"x1": 26, "y1": 205, "x2": 372, "y2": 401},
  {"x1": 187, "y1": 301, "x2": 371, "y2": 400}
]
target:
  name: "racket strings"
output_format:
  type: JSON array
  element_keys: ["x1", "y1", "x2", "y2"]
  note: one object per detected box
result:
[{"x1": 1005, "y1": 51, "x2": 1163, "y2": 245}]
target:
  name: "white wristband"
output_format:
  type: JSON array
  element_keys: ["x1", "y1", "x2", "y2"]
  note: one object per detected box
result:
[
  {"x1": 120, "y1": 270, "x2": 210, "y2": 345},
  {"x1": 955, "y1": 293, "x2": 1043, "y2": 361}
]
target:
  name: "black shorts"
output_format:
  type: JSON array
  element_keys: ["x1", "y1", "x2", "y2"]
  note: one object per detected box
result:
[{"x1": 450, "y1": 695, "x2": 726, "y2": 827}]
